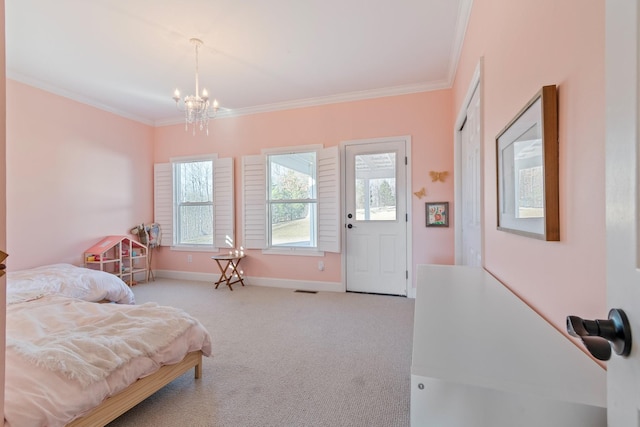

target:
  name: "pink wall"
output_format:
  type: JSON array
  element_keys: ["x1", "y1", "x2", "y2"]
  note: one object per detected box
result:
[
  {"x1": 452, "y1": 0, "x2": 606, "y2": 335},
  {"x1": 6, "y1": 80, "x2": 154, "y2": 270},
  {"x1": 154, "y1": 91, "x2": 454, "y2": 286},
  {"x1": 6, "y1": 80, "x2": 455, "y2": 288}
]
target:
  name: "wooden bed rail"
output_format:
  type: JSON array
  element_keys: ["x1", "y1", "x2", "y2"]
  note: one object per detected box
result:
[{"x1": 67, "y1": 350, "x2": 203, "y2": 427}]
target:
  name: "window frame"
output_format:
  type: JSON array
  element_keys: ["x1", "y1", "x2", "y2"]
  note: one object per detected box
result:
[
  {"x1": 263, "y1": 145, "x2": 323, "y2": 256},
  {"x1": 171, "y1": 154, "x2": 217, "y2": 251}
]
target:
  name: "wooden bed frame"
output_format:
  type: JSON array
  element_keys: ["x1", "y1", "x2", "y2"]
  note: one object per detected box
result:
[{"x1": 67, "y1": 350, "x2": 203, "y2": 426}]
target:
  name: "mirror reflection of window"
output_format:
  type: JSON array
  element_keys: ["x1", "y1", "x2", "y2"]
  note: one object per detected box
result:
[{"x1": 513, "y1": 124, "x2": 544, "y2": 219}]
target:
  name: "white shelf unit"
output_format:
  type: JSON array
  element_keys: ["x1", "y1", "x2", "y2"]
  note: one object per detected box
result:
[
  {"x1": 411, "y1": 264, "x2": 606, "y2": 427},
  {"x1": 84, "y1": 235, "x2": 149, "y2": 285}
]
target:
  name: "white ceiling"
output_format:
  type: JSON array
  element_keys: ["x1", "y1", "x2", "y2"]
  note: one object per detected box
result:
[{"x1": 5, "y1": 0, "x2": 472, "y2": 126}]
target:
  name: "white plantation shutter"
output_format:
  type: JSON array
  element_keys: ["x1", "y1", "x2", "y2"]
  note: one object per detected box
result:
[
  {"x1": 242, "y1": 155, "x2": 267, "y2": 249},
  {"x1": 317, "y1": 146, "x2": 341, "y2": 253},
  {"x1": 214, "y1": 157, "x2": 234, "y2": 248},
  {"x1": 154, "y1": 163, "x2": 173, "y2": 247}
]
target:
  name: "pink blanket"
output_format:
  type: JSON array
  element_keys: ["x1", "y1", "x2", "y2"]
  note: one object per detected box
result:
[{"x1": 4, "y1": 295, "x2": 212, "y2": 427}]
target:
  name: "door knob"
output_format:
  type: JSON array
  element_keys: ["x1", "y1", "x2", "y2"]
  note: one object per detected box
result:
[
  {"x1": 347, "y1": 224, "x2": 353, "y2": 229},
  {"x1": 566, "y1": 308, "x2": 632, "y2": 361}
]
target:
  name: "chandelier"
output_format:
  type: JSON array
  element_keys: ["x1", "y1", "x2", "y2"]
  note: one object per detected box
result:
[{"x1": 172, "y1": 38, "x2": 219, "y2": 135}]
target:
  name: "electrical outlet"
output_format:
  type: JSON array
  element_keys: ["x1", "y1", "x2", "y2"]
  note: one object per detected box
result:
[
  {"x1": 318, "y1": 261, "x2": 324, "y2": 271},
  {"x1": 187, "y1": 254, "x2": 193, "y2": 263}
]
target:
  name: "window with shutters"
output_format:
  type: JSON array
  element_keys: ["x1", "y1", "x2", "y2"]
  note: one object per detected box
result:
[
  {"x1": 242, "y1": 145, "x2": 341, "y2": 255},
  {"x1": 154, "y1": 155, "x2": 234, "y2": 251}
]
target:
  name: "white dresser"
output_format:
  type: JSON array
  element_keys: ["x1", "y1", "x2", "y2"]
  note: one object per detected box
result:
[{"x1": 411, "y1": 265, "x2": 607, "y2": 427}]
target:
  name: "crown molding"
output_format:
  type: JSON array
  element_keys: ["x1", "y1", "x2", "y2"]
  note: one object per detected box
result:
[
  {"x1": 155, "y1": 80, "x2": 450, "y2": 126},
  {"x1": 446, "y1": 0, "x2": 474, "y2": 85},
  {"x1": 8, "y1": 70, "x2": 453, "y2": 128},
  {"x1": 7, "y1": 71, "x2": 156, "y2": 126}
]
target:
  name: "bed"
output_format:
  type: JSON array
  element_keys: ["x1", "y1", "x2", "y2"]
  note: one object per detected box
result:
[
  {"x1": 7, "y1": 263, "x2": 136, "y2": 304},
  {"x1": 4, "y1": 294, "x2": 212, "y2": 426}
]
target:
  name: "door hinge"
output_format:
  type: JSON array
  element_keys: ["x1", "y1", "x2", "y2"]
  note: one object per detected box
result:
[
  {"x1": 406, "y1": 213, "x2": 408, "y2": 222},
  {"x1": 406, "y1": 270, "x2": 409, "y2": 279},
  {"x1": 405, "y1": 156, "x2": 408, "y2": 165}
]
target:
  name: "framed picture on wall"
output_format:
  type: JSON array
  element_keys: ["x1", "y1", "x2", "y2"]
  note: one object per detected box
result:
[
  {"x1": 426, "y1": 202, "x2": 449, "y2": 227},
  {"x1": 496, "y1": 85, "x2": 559, "y2": 241}
]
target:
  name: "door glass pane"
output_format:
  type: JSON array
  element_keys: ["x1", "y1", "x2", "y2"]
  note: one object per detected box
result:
[{"x1": 355, "y1": 152, "x2": 396, "y2": 221}]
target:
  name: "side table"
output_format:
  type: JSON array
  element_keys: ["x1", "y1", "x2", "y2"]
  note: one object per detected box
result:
[{"x1": 211, "y1": 254, "x2": 246, "y2": 290}]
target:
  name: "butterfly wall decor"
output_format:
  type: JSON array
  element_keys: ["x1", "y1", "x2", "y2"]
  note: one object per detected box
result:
[
  {"x1": 430, "y1": 171, "x2": 448, "y2": 182},
  {"x1": 413, "y1": 187, "x2": 426, "y2": 199}
]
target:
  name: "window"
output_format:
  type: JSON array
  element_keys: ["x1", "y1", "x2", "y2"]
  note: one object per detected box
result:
[
  {"x1": 268, "y1": 151, "x2": 317, "y2": 248},
  {"x1": 242, "y1": 146, "x2": 340, "y2": 255},
  {"x1": 154, "y1": 156, "x2": 234, "y2": 251},
  {"x1": 174, "y1": 158, "x2": 214, "y2": 247}
]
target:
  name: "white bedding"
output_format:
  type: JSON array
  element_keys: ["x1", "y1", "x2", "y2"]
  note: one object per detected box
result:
[
  {"x1": 7, "y1": 263, "x2": 136, "y2": 304},
  {"x1": 4, "y1": 295, "x2": 212, "y2": 427}
]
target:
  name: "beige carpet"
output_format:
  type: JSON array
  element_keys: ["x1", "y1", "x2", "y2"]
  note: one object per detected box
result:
[{"x1": 107, "y1": 279, "x2": 414, "y2": 427}]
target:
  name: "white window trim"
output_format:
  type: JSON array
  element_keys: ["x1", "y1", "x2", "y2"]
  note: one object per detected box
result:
[
  {"x1": 263, "y1": 247, "x2": 325, "y2": 256},
  {"x1": 171, "y1": 154, "x2": 217, "y2": 251},
  {"x1": 264, "y1": 145, "x2": 321, "y2": 255},
  {"x1": 261, "y1": 144, "x2": 324, "y2": 155}
]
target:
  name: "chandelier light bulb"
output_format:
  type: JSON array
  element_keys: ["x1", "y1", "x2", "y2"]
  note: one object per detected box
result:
[{"x1": 201, "y1": 88, "x2": 209, "y2": 100}]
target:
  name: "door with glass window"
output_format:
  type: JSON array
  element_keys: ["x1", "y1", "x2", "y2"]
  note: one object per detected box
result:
[{"x1": 344, "y1": 139, "x2": 408, "y2": 295}]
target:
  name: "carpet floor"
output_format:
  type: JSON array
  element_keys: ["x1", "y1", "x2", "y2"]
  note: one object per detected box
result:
[{"x1": 106, "y1": 279, "x2": 414, "y2": 427}]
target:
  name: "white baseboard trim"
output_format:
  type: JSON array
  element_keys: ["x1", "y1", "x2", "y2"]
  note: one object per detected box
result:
[
  {"x1": 408, "y1": 287, "x2": 416, "y2": 299},
  {"x1": 154, "y1": 270, "x2": 344, "y2": 293}
]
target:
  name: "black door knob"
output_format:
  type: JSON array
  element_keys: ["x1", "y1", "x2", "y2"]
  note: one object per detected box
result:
[
  {"x1": 566, "y1": 308, "x2": 632, "y2": 361},
  {"x1": 347, "y1": 224, "x2": 353, "y2": 229}
]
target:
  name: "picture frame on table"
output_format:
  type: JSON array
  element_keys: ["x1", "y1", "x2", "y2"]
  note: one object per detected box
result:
[
  {"x1": 426, "y1": 202, "x2": 449, "y2": 227},
  {"x1": 496, "y1": 85, "x2": 559, "y2": 241}
]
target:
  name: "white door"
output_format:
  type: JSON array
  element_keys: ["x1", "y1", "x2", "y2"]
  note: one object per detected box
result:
[
  {"x1": 605, "y1": 1, "x2": 640, "y2": 424},
  {"x1": 460, "y1": 85, "x2": 482, "y2": 267},
  {"x1": 344, "y1": 138, "x2": 408, "y2": 296}
]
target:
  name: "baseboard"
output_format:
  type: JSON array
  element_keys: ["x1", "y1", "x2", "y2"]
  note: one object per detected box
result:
[{"x1": 154, "y1": 270, "x2": 344, "y2": 293}]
